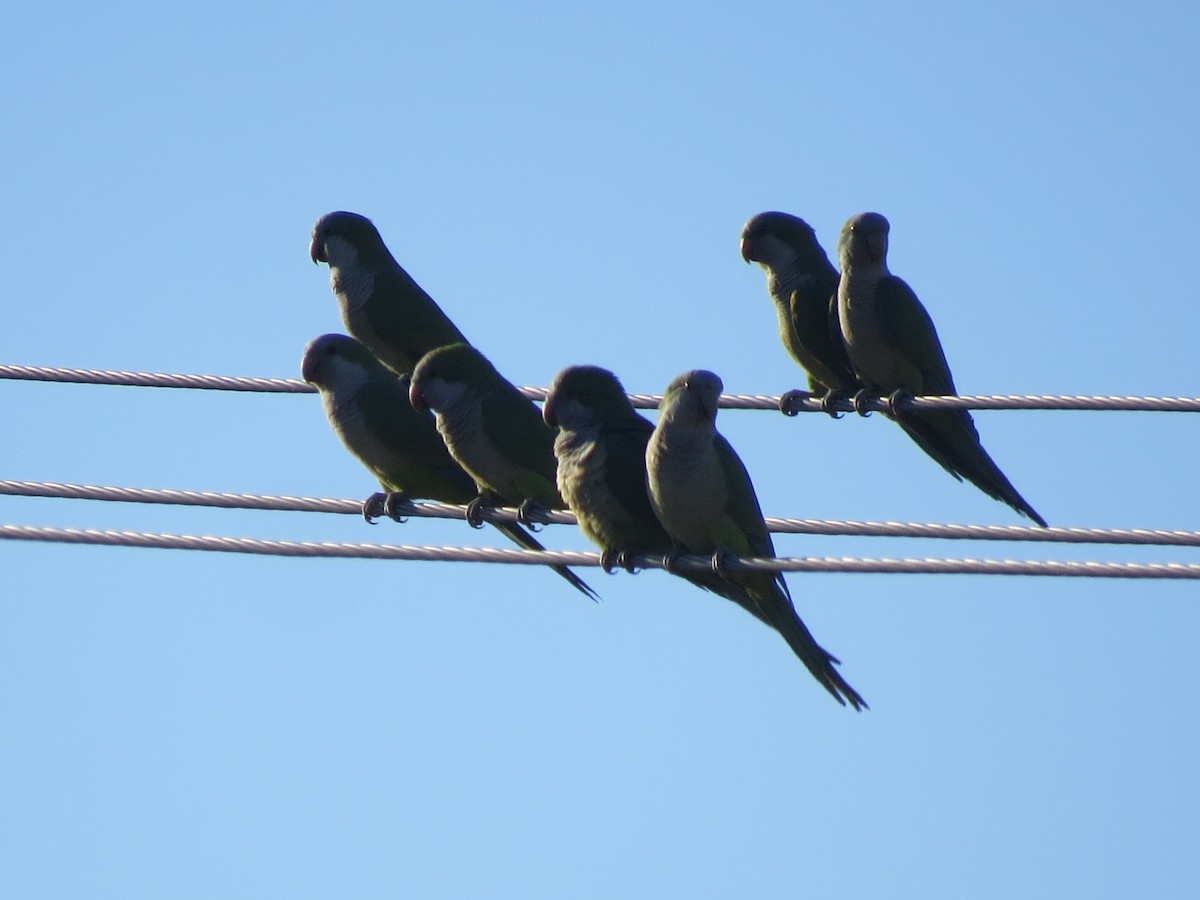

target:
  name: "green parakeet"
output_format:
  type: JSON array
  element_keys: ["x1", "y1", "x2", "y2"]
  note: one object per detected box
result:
[
  {"x1": 544, "y1": 364, "x2": 776, "y2": 627},
  {"x1": 740, "y1": 211, "x2": 860, "y2": 405},
  {"x1": 836, "y1": 212, "x2": 1047, "y2": 526},
  {"x1": 408, "y1": 343, "x2": 565, "y2": 529},
  {"x1": 301, "y1": 333, "x2": 598, "y2": 600},
  {"x1": 309, "y1": 211, "x2": 468, "y2": 377},
  {"x1": 543, "y1": 365, "x2": 674, "y2": 572},
  {"x1": 645, "y1": 369, "x2": 867, "y2": 709}
]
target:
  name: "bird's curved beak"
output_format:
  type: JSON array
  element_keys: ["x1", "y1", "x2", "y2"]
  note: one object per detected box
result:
[
  {"x1": 409, "y1": 381, "x2": 428, "y2": 412},
  {"x1": 300, "y1": 354, "x2": 318, "y2": 384},
  {"x1": 739, "y1": 236, "x2": 753, "y2": 263},
  {"x1": 542, "y1": 396, "x2": 558, "y2": 428},
  {"x1": 309, "y1": 235, "x2": 325, "y2": 265}
]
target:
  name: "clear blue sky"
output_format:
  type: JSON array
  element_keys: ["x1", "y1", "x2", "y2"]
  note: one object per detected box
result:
[{"x1": 3, "y1": 3, "x2": 1199, "y2": 898}]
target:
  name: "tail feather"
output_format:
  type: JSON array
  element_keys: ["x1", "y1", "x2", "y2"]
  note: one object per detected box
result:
[
  {"x1": 683, "y1": 570, "x2": 776, "y2": 628},
  {"x1": 492, "y1": 521, "x2": 600, "y2": 601},
  {"x1": 897, "y1": 409, "x2": 1046, "y2": 527},
  {"x1": 771, "y1": 610, "x2": 868, "y2": 711},
  {"x1": 745, "y1": 574, "x2": 868, "y2": 710}
]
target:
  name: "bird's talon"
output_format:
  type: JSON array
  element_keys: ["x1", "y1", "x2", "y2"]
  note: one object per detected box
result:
[
  {"x1": 820, "y1": 390, "x2": 846, "y2": 419},
  {"x1": 362, "y1": 493, "x2": 387, "y2": 524},
  {"x1": 617, "y1": 550, "x2": 641, "y2": 575},
  {"x1": 661, "y1": 550, "x2": 683, "y2": 575},
  {"x1": 778, "y1": 389, "x2": 808, "y2": 417},
  {"x1": 465, "y1": 496, "x2": 491, "y2": 529},
  {"x1": 600, "y1": 550, "x2": 619, "y2": 575},
  {"x1": 517, "y1": 499, "x2": 549, "y2": 531},
  {"x1": 852, "y1": 389, "x2": 877, "y2": 417},
  {"x1": 383, "y1": 492, "x2": 413, "y2": 523},
  {"x1": 886, "y1": 388, "x2": 914, "y2": 417},
  {"x1": 711, "y1": 547, "x2": 737, "y2": 580}
]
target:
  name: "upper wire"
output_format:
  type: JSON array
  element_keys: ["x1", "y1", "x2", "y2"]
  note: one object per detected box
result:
[{"x1": 4, "y1": 363, "x2": 1200, "y2": 412}]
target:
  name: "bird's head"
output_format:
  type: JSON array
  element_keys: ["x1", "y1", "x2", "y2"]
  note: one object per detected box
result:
[
  {"x1": 543, "y1": 365, "x2": 633, "y2": 430},
  {"x1": 838, "y1": 212, "x2": 890, "y2": 268},
  {"x1": 408, "y1": 342, "x2": 488, "y2": 413},
  {"x1": 309, "y1": 210, "x2": 386, "y2": 267},
  {"x1": 739, "y1": 210, "x2": 820, "y2": 267},
  {"x1": 661, "y1": 369, "x2": 723, "y2": 428},
  {"x1": 300, "y1": 332, "x2": 377, "y2": 388}
]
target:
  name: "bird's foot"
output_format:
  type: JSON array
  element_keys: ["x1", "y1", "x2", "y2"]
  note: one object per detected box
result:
[
  {"x1": 465, "y1": 495, "x2": 494, "y2": 529},
  {"x1": 362, "y1": 492, "x2": 387, "y2": 524},
  {"x1": 851, "y1": 389, "x2": 878, "y2": 417},
  {"x1": 615, "y1": 549, "x2": 642, "y2": 574},
  {"x1": 382, "y1": 491, "x2": 415, "y2": 523},
  {"x1": 710, "y1": 546, "x2": 738, "y2": 580},
  {"x1": 819, "y1": 389, "x2": 849, "y2": 419},
  {"x1": 516, "y1": 499, "x2": 550, "y2": 532},
  {"x1": 600, "y1": 549, "x2": 621, "y2": 574},
  {"x1": 885, "y1": 388, "x2": 914, "y2": 417},
  {"x1": 778, "y1": 389, "x2": 811, "y2": 417},
  {"x1": 661, "y1": 549, "x2": 685, "y2": 575},
  {"x1": 600, "y1": 548, "x2": 641, "y2": 575}
]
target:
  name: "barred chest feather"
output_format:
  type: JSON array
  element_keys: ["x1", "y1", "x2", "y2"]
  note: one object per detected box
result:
[
  {"x1": 324, "y1": 389, "x2": 393, "y2": 482},
  {"x1": 434, "y1": 394, "x2": 514, "y2": 495},
  {"x1": 554, "y1": 426, "x2": 611, "y2": 511},
  {"x1": 648, "y1": 435, "x2": 725, "y2": 550},
  {"x1": 331, "y1": 266, "x2": 377, "y2": 334},
  {"x1": 839, "y1": 268, "x2": 894, "y2": 384}
]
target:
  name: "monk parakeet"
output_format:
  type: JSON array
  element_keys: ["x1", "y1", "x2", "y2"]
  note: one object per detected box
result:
[
  {"x1": 740, "y1": 211, "x2": 860, "y2": 412},
  {"x1": 645, "y1": 369, "x2": 866, "y2": 709},
  {"x1": 543, "y1": 365, "x2": 674, "y2": 573},
  {"x1": 836, "y1": 212, "x2": 1046, "y2": 527},
  {"x1": 544, "y1": 364, "x2": 776, "y2": 627},
  {"x1": 409, "y1": 343, "x2": 565, "y2": 530},
  {"x1": 301, "y1": 333, "x2": 598, "y2": 600},
  {"x1": 309, "y1": 211, "x2": 468, "y2": 377}
]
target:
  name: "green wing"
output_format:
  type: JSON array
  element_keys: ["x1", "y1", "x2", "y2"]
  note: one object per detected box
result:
[
  {"x1": 354, "y1": 376, "x2": 477, "y2": 503},
  {"x1": 786, "y1": 275, "x2": 859, "y2": 393},
  {"x1": 712, "y1": 434, "x2": 776, "y2": 560},
  {"x1": 478, "y1": 382, "x2": 562, "y2": 506},
  {"x1": 875, "y1": 274, "x2": 957, "y2": 395},
  {"x1": 874, "y1": 278, "x2": 1046, "y2": 525},
  {"x1": 712, "y1": 437, "x2": 866, "y2": 709}
]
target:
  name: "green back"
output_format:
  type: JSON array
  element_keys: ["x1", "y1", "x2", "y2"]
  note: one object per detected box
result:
[
  {"x1": 876, "y1": 274, "x2": 958, "y2": 395},
  {"x1": 364, "y1": 266, "x2": 469, "y2": 375}
]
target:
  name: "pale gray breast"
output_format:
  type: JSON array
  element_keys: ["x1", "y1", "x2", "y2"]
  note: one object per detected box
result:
[
  {"x1": 839, "y1": 268, "x2": 897, "y2": 386},
  {"x1": 435, "y1": 395, "x2": 514, "y2": 493},
  {"x1": 767, "y1": 256, "x2": 814, "y2": 307},
  {"x1": 331, "y1": 266, "x2": 377, "y2": 336},
  {"x1": 647, "y1": 430, "x2": 727, "y2": 549},
  {"x1": 323, "y1": 388, "x2": 395, "y2": 481}
]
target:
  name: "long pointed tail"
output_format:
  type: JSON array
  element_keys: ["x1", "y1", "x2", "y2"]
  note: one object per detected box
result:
[
  {"x1": 681, "y1": 570, "x2": 775, "y2": 628},
  {"x1": 492, "y1": 521, "x2": 600, "y2": 601},
  {"x1": 747, "y1": 574, "x2": 868, "y2": 710},
  {"x1": 775, "y1": 616, "x2": 868, "y2": 711},
  {"x1": 898, "y1": 409, "x2": 1046, "y2": 527}
]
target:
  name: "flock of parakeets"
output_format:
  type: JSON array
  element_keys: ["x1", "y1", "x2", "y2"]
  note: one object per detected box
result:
[{"x1": 303, "y1": 209, "x2": 1044, "y2": 710}]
